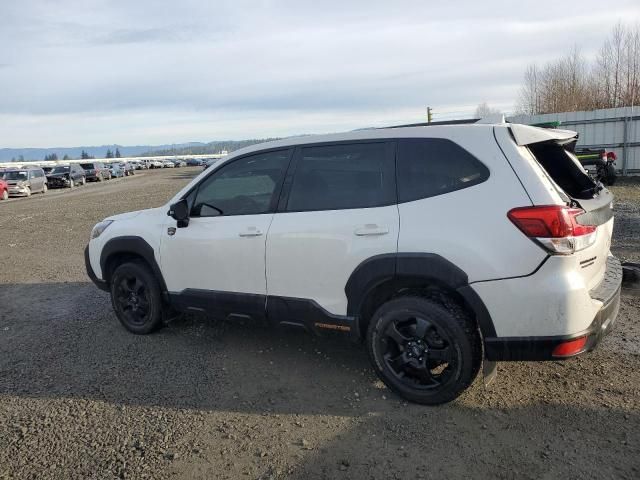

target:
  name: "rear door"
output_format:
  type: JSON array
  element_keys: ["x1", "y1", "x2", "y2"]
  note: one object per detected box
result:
[{"x1": 265, "y1": 141, "x2": 398, "y2": 318}]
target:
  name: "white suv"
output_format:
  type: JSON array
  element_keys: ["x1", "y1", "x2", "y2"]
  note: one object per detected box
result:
[{"x1": 85, "y1": 122, "x2": 622, "y2": 404}]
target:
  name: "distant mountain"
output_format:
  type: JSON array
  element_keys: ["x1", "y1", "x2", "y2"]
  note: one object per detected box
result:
[{"x1": 0, "y1": 139, "x2": 278, "y2": 162}]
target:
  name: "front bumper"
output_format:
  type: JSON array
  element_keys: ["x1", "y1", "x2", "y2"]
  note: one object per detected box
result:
[
  {"x1": 85, "y1": 245, "x2": 109, "y2": 292},
  {"x1": 484, "y1": 256, "x2": 622, "y2": 361},
  {"x1": 48, "y1": 178, "x2": 71, "y2": 188},
  {"x1": 8, "y1": 185, "x2": 29, "y2": 196}
]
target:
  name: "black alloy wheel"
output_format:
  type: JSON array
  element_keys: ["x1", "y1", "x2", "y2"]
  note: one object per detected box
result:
[
  {"x1": 367, "y1": 296, "x2": 481, "y2": 405},
  {"x1": 110, "y1": 261, "x2": 163, "y2": 334}
]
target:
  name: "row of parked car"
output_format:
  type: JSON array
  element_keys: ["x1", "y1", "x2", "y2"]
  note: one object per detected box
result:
[
  {"x1": 148, "y1": 158, "x2": 204, "y2": 168},
  {"x1": 0, "y1": 159, "x2": 203, "y2": 200}
]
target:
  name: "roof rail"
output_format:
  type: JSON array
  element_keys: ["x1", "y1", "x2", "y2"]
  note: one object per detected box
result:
[{"x1": 383, "y1": 118, "x2": 480, "y2": 129}]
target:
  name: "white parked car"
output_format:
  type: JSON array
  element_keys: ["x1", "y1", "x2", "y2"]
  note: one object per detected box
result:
[
  {"x1": 149, "y1": 160, "x2": 164, "y2": 169},
  {"x1": 85, "y1": 121, "x2": 621, "y2": 405},
  {"x1": 162, "y1": 161, "x2": 175, "y2": 168}
]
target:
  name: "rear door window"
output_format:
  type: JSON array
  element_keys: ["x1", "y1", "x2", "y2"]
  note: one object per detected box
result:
[
  {"x1": 286, "y1": 142, "x2": 395, "y2": 211},
  {"x1": 397, "y1": 138, "x2": 489, "y2": 203}
]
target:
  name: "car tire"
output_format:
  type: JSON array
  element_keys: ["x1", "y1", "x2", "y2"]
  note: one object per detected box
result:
[
  {"x1": 110, "y1": 261, "x2": 164, "y2": 335},
  {"x1": 604, "y1": 164, "x2": 616, "y2": 186},
  {"x1": 42, "y1": 183, "x2": 47, "y2": 194},
  {"x1": 25, "y1": 186, "x2": 31, "y2": 197},
  {"x1": 97, "y1": 174, "x2": 103, "y2": 182},
  {"x1": 366, "y1": 295, "x2": 481, "y2": 405},
  {"x1": 82, "y1": 176, "x2": 86, "y2": 185},
  {"x1": 1, "y1": 190, "x2": 8, "y2": 201},
  {"x1": 69, "y1": 178, "x2": 75, "y2": 188}
]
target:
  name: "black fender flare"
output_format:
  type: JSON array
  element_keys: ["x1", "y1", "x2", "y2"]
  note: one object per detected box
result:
[
  {"x1": 344, "y1": 253, "x2": 497, "y2": 338},
  {"x1": 100, "y1": 236, "x2": 168, "y2": 294}
]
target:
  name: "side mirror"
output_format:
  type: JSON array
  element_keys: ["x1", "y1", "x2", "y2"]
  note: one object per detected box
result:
[{"x1": 168, "y1": 199, "x2": 190, "y2": 228}]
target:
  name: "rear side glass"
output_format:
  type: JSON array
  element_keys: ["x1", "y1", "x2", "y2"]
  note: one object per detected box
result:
[
  {"x1": 286, "y1": 142, "x2": 395, "y2": 211},
  {"x1": 397, "y1": 138, "x2": 489, "y2": 203}
]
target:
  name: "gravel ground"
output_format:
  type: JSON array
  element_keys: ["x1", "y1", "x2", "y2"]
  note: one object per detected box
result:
[{"x1": 0, "y1": 169, "x2": 639, "y2": 479}]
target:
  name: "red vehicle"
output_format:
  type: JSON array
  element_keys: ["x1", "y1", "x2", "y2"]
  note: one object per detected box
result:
[{"x1": 0, "y1": 178, "x2": 8, "y2": 200}]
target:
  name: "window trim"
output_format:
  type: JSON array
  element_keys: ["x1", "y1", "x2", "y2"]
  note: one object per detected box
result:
[
  {"x1": 277, "y1": 139, "x2": 398, "y2": 213},
  {"x1": 185, "y1": 147, "x2": 294, "y2": 218}
]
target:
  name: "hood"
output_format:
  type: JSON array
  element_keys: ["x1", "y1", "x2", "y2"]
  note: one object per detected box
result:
[
  {"x1": 105, "y1": 207, "x2": 163, "y2": 222},
  {"x1": 48, "y1": 172, "x2": 69, "y2": 178}
]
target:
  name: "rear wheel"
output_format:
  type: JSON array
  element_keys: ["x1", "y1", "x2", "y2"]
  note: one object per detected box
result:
[
  {"x1": 367, "y1": 296, "x2": 481, "y2": 405},
  {"x1": 604, "y1": 164, "x2": 616, "y2": 186},
  {"x1": 110, "y1": 261, "x2": 164, "y2": 334}
]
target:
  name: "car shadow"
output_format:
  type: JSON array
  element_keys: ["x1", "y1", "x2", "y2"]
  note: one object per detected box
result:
[
  {"x1": 167, "y1": 170, "x2": 201, "y2": 180},
  {"x1": 0, "y1": 281, "x2": 372, "y2": 415},
  {"x1": 1, "y1": 282, "x2": 638, "y2": 478}
]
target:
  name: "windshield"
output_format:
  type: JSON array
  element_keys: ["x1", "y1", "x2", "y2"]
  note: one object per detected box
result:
[
  {"x1": 52, "y1": 166, "x2": 70, "y2": 174},
  {"x1": 5, "y1": 171, "x2": 28, "y2": 181},
  {"x1": 80, "y1": 163, "x2": 95, "y2": 170}
]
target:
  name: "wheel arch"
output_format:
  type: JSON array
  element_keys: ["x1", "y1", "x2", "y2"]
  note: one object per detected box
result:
[
  {"x1": 345, "y1": 253, "x2": 497, "y2": 340},
  {"x1": 100, "y1": 236, "x2": 168, "y2": 296}
]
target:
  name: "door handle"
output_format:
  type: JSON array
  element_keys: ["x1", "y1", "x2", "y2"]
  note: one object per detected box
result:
[
  {"x1": 354, "y1": 224, "x2": 389, "y2": 236},
  {"x1": 239, "y1": 228, "x2": 263, "y2": 237}
]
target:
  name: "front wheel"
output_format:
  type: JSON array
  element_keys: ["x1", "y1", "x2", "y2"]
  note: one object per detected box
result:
[
  {"x1": 82, "y1": 176, "x2": 86, "y2": 185},
  {"x1": 25, "y1": 186, "x2": 31, "y2": 197},
  {"x1": 110, "y1": 261, "x2": 164, "y2": 334},
  {"x1": 69, "y1": 178, "x2": 75, "y2": 188},
  {"x1": 1, "y1": 190, "x2": 8, "y2": 201},
  {"x1": 367, "y1": 296, "x2": 481, "y2": 405}
]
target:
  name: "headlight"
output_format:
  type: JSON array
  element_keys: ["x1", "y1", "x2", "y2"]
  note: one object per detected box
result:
[{"x1": 91, "y1": 220, "x2": 113, "y2": 239}]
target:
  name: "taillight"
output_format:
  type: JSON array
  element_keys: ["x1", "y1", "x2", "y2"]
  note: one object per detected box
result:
[{"x1": 508, "y1": 205, "x2": 597, "y2": 255}]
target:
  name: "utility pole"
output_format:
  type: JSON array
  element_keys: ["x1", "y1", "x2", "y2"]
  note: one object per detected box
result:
[{"x1": 427, "y1": 107, "x2": 433, "y2": 123}]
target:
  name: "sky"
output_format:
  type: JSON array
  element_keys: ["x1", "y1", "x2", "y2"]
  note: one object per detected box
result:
[{"x1": 1, "y1": 0, "x2": 639, "y2": 148}]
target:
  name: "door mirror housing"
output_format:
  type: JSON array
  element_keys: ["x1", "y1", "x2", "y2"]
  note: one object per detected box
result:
[{"x1": 168, "y1": 199, "x2": 190, "y2": 228}]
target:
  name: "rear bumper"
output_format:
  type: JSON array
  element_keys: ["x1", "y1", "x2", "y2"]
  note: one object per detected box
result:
[
  {"x1": 85, "y1": 245, "x2": 109, "y2": 292},
  {"x1": 485, "y1": 256, "x2": 622, "y2": 361}
]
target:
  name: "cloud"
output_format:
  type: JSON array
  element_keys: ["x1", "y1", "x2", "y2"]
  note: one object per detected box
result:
[{"x1": 0, "y1": 0, "x2": 639, "y2": 147}]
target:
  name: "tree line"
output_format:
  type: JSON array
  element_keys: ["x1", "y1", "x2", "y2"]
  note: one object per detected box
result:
[
  {"x1": 39, "y1": 148, "x2": 121, "y2": 161},
  {"x1": 517, "y1": 23, "x2": 640, "y2": 114}
]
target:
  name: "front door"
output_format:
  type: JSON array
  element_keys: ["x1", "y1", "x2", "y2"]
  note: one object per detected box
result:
[{"x1": 159, "y1": 148, "x2": 292, "y2": 318}]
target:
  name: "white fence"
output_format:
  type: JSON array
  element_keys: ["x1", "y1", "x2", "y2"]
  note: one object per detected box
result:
[{"x1": 509, "y1": 107, "x2": 640, "y2": 174}]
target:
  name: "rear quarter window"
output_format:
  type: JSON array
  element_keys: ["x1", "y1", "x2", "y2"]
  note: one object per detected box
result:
[{"x1": 397, "y1": 138, "x2": 489, "y2": 203}]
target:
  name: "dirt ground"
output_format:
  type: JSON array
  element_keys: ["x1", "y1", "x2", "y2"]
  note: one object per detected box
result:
[{"x1": 0, "y1": 169, "x2": 638, "y2": 480}]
